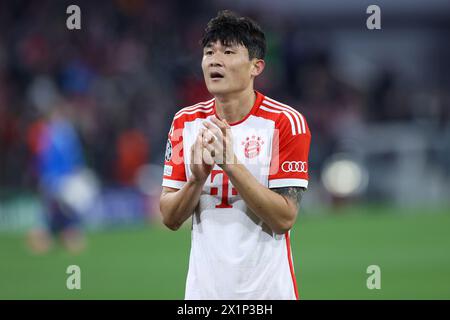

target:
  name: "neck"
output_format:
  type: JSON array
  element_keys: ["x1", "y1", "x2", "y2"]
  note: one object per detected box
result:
[{"x1": 214, "y1": 89, "x2": 256, "y2": 124}]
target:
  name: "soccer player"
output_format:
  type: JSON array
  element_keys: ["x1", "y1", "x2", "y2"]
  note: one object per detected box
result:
[
  {"x1": 27, "y1": 102, "x2": 87, "y2": 254},
  {"x1": 160, "y1": 10, "x2": 311, "y2": 300}
]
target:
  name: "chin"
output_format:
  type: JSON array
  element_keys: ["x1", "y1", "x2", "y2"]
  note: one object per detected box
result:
[{"x1": 206, "y1": 84, "x2": 230, "y2": 96}]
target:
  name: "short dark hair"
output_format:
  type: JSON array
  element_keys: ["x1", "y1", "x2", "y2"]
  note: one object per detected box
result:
[{"x1": 201, "y1": 10, "x2": 266, "y2": 60}]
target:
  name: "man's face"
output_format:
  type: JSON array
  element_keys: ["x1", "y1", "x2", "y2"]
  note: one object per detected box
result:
[{"x1": 202, "y1": 40, "x2": 255, "y2": 95}]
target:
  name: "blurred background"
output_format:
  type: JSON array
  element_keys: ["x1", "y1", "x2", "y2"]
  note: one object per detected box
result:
[{"x1": 0, "y1": 0, "x2": 449, "y2": 299}]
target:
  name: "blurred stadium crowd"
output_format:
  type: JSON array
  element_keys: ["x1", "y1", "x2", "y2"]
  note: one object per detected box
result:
[{"x1": 0, "y1": 0, "x2": 449, "y2": 234}]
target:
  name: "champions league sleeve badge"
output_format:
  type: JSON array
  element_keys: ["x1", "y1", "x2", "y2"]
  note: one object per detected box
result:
[{"x1": 165, "y1": 139, "x2": 172, "y2": 162}]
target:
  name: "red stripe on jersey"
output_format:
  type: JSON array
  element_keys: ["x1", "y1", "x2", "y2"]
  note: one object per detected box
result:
[
  {"x1": 264, "y1": 97, "x2": 306, "y2": 135},
  {"x1": 285, "y1": 232, "x2": 299, "y2": 300},
  {"x1": 260, "y1": 103, "x2": 297, "y2": 135},
  {"x1": 262, "y1": 100, "x2": 301, "y2": 135},
  {"x1": 175, "y1": 98, "x2": 215, "y2": 116},
  {"x1": 256, "y1": 104, "x2": 283, "y2": 122},
  {"x1": 176, "y1": 104, "x2": 213, "y2": 115},
  {"x1": 175, "y1": 103, "x2": 214, "y2": 118},
  {"x1": 174, "y1": 106, "x2": 215, "y2": 122}
]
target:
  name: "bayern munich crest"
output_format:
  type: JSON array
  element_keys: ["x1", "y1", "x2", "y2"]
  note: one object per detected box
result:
[{"x1": 241, "y1": 135, "x2": 264, "y2": 159}]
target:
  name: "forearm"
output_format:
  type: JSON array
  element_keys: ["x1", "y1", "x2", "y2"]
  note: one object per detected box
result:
[
  {"x1": 160, "y1": 177, "x2": 205, "y2": 230},
  {"x1": 223, "y1": 161, "x2": 297, "y2": 234}
]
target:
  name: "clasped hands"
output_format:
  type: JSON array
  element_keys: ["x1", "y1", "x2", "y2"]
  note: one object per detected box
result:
[{"x1": 189, "y1": 117, "x2": 237, "y2": 182}]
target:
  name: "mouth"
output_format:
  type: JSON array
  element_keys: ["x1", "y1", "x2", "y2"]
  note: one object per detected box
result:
[{"x1": 210, "y1": 71, "x2": 224, "y2": 80}]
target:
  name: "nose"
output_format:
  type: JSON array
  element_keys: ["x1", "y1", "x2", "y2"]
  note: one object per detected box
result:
[{"x1": 209, "y1": 61, "x2": 223, "y2": 68}]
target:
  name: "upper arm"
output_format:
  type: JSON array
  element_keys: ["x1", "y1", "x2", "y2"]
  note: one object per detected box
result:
[
  {"x1": 162, "y1": 118, "x2": 187, "y2": 189},
  {"x1": 268, "y1": 110, "x2": 311, "y2": 189},
  {"x1": 271, "y1": 186, "x2": 305, "y2": 212}
]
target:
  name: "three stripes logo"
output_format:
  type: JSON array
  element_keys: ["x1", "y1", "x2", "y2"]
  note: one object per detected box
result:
[{"x1": 260, "y1": 97, "x2": 306, "y2": 136}]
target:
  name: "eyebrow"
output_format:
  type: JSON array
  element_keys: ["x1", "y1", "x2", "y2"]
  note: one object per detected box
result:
[{"x1": 204, "y1": 42, "x2": 239, "y2": 49}]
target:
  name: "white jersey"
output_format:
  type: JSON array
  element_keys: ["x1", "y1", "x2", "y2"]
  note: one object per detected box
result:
[{"x1": 162, "y1": 91, "x2": 311, "y2": 300}]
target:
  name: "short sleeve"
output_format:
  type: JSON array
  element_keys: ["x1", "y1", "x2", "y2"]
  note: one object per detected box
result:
[
  {"x1": 268, "y1": 112, "x2": 311, "y2": 189},
  {"x1": 162, "y1": 118, "x2": 187, "y2": 189}
]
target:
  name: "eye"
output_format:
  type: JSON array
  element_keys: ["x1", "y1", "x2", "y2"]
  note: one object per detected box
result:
[
  {"x1": 205, "y1": 50, "x2": 213, "y2": 56},
  {"x1": 224, "y1": 50, "x2": 234, "y2": 55}
]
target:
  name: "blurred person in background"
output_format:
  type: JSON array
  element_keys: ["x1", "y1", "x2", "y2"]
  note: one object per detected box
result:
[
  {"x1": 115, "y1": 127, "x2": 149, "y2": 186},
  {"x1": 27, "y1": 101, "x2": 88, "y2": 254}
]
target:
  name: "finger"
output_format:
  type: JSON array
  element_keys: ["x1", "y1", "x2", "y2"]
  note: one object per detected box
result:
[
  {"x1": 203, "y1": 121, "x2": 222, "y2": 140},
  {"x1": 199, "y1": 128, "x2": 206, "y2": 139},
  {"x1": 192, "y1": 134, "x2": 200, "y2": 165},
  {"x1": 203, "y1": 152, "x2": 214, "y2": 166},
  {"x1": 202, "y1": 143, "x2": 215, "y2": 165},
  {"x1": 202, "y1": 130, "x2": 215, "y2": 145},
  {"x1": 190, "y1": 142, "x2": 195, "y2": 162},
  {"x1": 204, "y1": 130, "x2": 223, "y2": 155},
  {"x1": 203, "y1": 140, "x2": 214, "y2": 153},
  {"x1": 193, "y1": 134, "x2": 203, "y2": 165},
  {"x1": 204, "y1": 138, "x2": 226, "y2": 165},
  {"x1": 210, "y1": 117, "x2": 228, "y2": 136},
  {"x1": 203, "y1": 142, "x2": 217, "y2": 159},
  {"x1": 199, "y1": 128, "x2": 210, "y2": 148},
  {"x1": 204, "y1": 130, "x2": 221, "y2": 151},
  {"x1": 199, "y1": 128, "x2": 215, "y2": 165}
]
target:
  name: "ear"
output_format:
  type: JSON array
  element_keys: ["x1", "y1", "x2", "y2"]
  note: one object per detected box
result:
[{"x1": 251, "y1": 59, "x2": 265, "y2": 77}]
